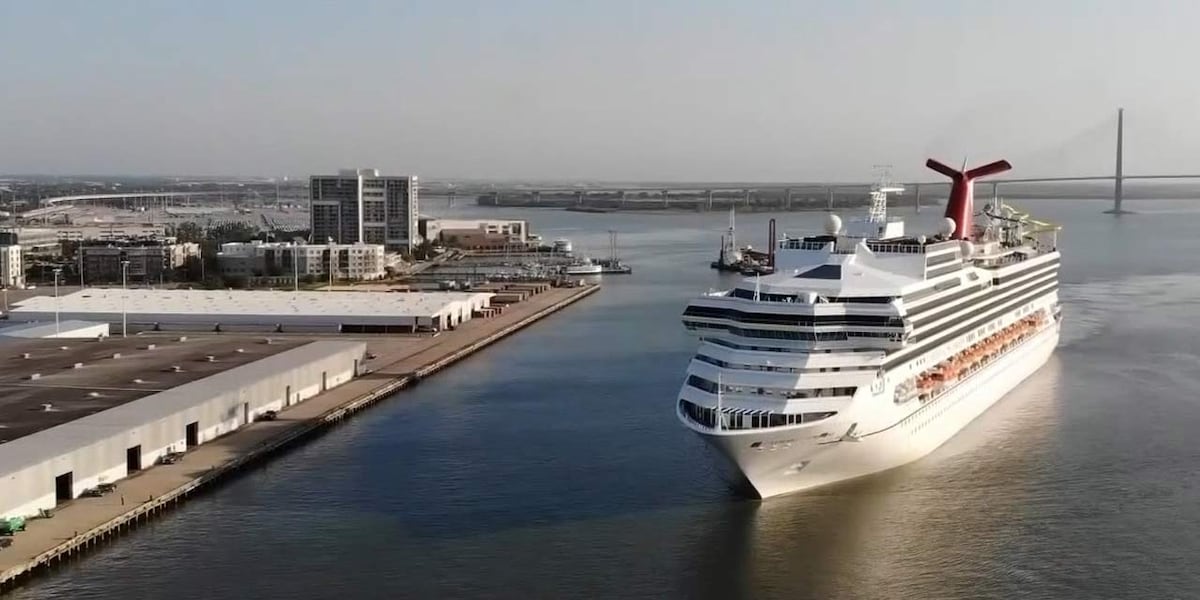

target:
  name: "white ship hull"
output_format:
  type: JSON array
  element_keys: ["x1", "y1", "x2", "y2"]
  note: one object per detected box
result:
[{"x1": 684, "y1": 321, "x2": 1060, "y2": 499}]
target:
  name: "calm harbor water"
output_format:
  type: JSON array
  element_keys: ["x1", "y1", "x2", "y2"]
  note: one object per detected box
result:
[{"x1": 12, "y1": 199, "x2": 1200, "y2": 599}]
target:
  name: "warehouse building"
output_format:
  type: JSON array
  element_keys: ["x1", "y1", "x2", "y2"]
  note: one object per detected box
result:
[
  {"x1": 0, "y1": 340, "x2": 365, "y2": 519},
  {"x1": 9, "y1": 288, "x2": 494, "y2": 333}
]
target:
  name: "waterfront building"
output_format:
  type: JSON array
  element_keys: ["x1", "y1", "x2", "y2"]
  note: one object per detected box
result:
[{"x1": 309, "y1": 169, "x2": 418, "y2": 252}]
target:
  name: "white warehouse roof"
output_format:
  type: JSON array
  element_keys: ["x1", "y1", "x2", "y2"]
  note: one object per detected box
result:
[
  {"x1": 9, "y1": 288, "x2": 493, "y2": 330},
  {"x1": 0, "y1": 320, "x2": 110, "y2": 339},
  {"x1": 0, "y1": 341, "x2": 366, "y2": 478}
]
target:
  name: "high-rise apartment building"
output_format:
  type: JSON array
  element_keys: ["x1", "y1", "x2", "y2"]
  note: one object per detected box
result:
[{"x1": 309, "y1": 169, "x2": 418, "y2": 252}]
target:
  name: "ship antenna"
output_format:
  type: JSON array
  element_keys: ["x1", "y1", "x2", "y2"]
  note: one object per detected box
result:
[
  {"x1": 868, "y1": 164, "x2": 904, "y2": 229},
  {"x1": 753, "y1": 272, "x2": 761, "y2": 302}
]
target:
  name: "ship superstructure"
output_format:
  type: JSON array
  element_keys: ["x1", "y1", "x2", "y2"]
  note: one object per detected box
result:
[{"x1": 676, "y1": 158, "x2": 1061, "y2": 498}]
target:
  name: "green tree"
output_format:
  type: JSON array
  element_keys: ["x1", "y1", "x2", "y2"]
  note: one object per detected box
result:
[
  {"x1": 172, "y1": 222, "x2": 205, "y2": 243},
  {"x1": 221, "y1": 275, "x2": 249, "y2": 289}
]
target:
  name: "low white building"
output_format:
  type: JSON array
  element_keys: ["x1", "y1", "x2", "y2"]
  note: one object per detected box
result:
[
  {"x1": 0, "y1": 341, "x2": 365, "y2": 519},
  {"x1": 10, "y1": 288, "x2": 494, "y2": 333},
  {"x1": 0, "y1": 244, "x2": 22, "y2": 289},
  {"x1": 218, "y1": 241, "x2": 386, "y2": 281}
]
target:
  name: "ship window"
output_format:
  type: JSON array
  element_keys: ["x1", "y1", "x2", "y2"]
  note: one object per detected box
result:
[
  {"x1": 797, "y1": 264, "x2": 842, "y2": 279},
  {"x1": 926, "y1": 263, "x2": 964, "y2": 279},
  {"x1": 925, "y1": 252, "x2": 960, "y2": 267}
]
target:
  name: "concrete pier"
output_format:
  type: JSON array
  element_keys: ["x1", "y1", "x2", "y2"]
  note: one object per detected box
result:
[{"x1": 0, "y1": 284, "x2": 599, "y2": 592}]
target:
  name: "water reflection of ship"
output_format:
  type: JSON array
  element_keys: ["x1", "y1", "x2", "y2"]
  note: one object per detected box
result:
[{"x1": 710, "y1": 207, "x2": 774, "y2": 274}]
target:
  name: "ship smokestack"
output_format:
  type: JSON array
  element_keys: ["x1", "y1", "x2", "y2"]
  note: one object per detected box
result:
[{"x1": 925, "y1": 158, "x2": 1012, "y2": 240}]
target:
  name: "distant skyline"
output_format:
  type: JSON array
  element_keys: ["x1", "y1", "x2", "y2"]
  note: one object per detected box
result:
[{"x1": 3, "y1": 0, "x2": 1199, "y2": 181}]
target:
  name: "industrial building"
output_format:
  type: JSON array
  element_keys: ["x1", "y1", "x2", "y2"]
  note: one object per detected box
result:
[
  {"x1": 0, "y1": 229, "x2": 59, "y2": 256},
  {"x1": 310, "y1": 169, "x2": 418, "y2": 252},
  {"x1": 0, "y1": 338, "x2": 365, "y2": 519},
  {"x1": 218, "y1": 241, "x2": 386, "y2": 281},
  {"x1": 9, "y1": 288, "x2": 494, "y2": 333}
]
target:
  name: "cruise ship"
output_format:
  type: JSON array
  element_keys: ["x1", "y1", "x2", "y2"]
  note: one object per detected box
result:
[{"x1": 675, "y1": 159, "x2": 1062, "y2": 498}]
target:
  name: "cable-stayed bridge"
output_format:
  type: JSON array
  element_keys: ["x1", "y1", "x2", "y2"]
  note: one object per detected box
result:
[{"x1": 442, "y1": 108, "x2": 1198, "y2": 215}]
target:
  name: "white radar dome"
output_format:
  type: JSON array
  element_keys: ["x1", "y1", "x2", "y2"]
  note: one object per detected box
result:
[
  {"x1": 959, "y1": 240, "x2": 975, "y2": 259},
  {"x1": 939, "y1": 217, "x2": 957, "y2": 237},
  {"x1": 916, "y1": 234, "x2": 927, "y2": 244},
  {"x1": 825, "y1": 214, "x2": 843, "y2": 235}
]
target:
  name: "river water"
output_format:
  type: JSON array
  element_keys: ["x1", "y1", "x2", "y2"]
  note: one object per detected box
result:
[{"x1": 12, "y1": 199, "x2": 1200, "y2": 599}]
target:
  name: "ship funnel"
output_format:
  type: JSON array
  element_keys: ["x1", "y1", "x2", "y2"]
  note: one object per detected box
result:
[{"x1": 925, "y1": 158, "x2": 1012, "y2": 240}]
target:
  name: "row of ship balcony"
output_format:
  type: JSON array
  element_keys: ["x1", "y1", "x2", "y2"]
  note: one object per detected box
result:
[
  {"x1": 692, "y1": 352, "x2": 879, "y2": 375},
  {"x1": 683, "y1": 320, "x2": 907, "y2": 347},
  {"x1": 683, "y1": 305, "x2": 908, "y2": 328},
  {"x1": 678, "y1": 399, "x2": 839, "y2": 431},
  {"x1": 716, "y1": 287, "x2": 898, "y2": 305},
  {"x1": 778, "y1": 236, "x2": 960, "y2": 255},
  {"x1": 700, "y1": 335, "x2": 894, "y2": 355},
  {"x1": 685, "y1": 374, "x2": 856, "y2": 401}
]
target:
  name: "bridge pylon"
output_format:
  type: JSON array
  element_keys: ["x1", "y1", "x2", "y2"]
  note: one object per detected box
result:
[{"x1": 1104, "y1": 107, "x2": 1131, "y2": 215}]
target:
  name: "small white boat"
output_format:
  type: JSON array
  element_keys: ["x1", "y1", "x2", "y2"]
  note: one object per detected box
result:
[{"x1": 563, "y1": 258, "x2": 602, "y2": 275}]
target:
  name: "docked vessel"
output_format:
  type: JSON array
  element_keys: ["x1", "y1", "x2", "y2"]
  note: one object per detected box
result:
[
  {"x1": 711, "y1": 207, "x2": 771, "y2": 273},
  {"x1": 676, "y1": 158, "x2": 1061, "y2": 498},
  {"x1": 552, "y1": 238, "x2": 574, "y2": 254},
  {"x1": 563, "y1": 257, "x2": 603, "y2": 275}
]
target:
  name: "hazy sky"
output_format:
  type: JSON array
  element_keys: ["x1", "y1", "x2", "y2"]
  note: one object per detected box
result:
[{"x1": 2, "y1": 0, "x2": 1199, "y2": 181}]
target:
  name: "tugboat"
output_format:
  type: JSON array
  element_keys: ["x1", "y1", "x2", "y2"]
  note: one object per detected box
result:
[
  {"x1": 711, "y1": 207, "x2": 771, "y2": 273},
  {"x1": 597, "y1": 230, "x2": 633, "y2": 274}
]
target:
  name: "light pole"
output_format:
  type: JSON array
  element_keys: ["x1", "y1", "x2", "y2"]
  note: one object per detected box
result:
[
  {"x1": 293, "y1": 242, "x2": 299, "y2": 292},
  {"x1": 121, "y1": 260, "x2": 129, "y2": 337},
  {"x1": 52, "y1": 267, "x2": 62, "y2": 334},
  {"x1": 327, "y1": 238, "x2": 334, "y2": 292}
]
